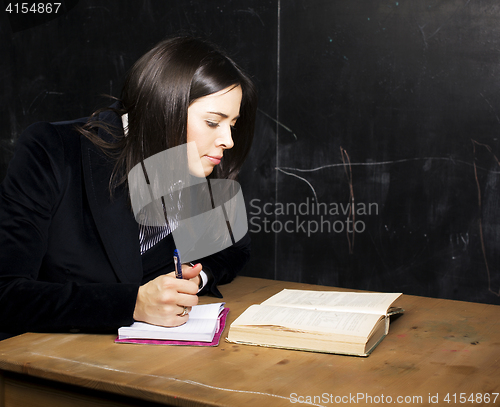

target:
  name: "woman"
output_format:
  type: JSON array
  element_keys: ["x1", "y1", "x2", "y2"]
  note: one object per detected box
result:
[{"x1": 0, "y1": 36, "x2": 257, "y2": 338}]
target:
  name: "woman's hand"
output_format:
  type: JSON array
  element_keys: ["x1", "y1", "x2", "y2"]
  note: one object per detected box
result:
[
  {"x1": 133, "y1": 263, "x2": 203, "y2": 327},
  {"x1": 177, "y1": 263, "x2": 203, "y2": 287}
]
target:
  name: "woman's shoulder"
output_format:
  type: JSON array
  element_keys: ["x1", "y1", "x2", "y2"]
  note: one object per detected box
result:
[
  {"x1": 17, "y1": 116, "x2": 88, "y2": 153},
  {"x1": 10, "y1": 117, "x2": 90, "y2": 182},
  {"x1": 21, "y1": 116, "x2": 88, "y2": 142}
]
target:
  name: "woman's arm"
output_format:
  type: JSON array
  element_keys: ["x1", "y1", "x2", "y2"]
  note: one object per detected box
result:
[{"x1": 0, "y1": 122, "x2": 139, "y2": 335}]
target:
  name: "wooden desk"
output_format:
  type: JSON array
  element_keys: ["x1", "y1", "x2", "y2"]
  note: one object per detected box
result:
[{"x1": 0, "y1": 276, "x2": 499, "y2": 407}]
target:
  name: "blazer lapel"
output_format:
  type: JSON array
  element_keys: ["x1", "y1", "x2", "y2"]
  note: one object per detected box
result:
[{"x1": 80, "y1": 109, "x2": 142, "y2": 284}]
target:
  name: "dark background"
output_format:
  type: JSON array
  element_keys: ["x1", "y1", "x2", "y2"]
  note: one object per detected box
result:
[{"x1": 2, "y1": 0, "x2": 500, "y2": 305}]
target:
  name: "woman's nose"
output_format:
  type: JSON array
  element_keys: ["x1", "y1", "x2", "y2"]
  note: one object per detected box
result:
[{"x1": 217, "y1": 125, "x2": 234, "y2": 149}]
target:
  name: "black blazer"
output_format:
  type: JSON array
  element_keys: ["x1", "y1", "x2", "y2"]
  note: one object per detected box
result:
[{"x1": 0, "y1": 109, "x2": 250, "y2": 336}]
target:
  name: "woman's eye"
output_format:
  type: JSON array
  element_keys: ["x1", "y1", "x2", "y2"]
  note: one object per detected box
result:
[{"x1": 206, "y1": 121, "x2": 219, "y2": 128}]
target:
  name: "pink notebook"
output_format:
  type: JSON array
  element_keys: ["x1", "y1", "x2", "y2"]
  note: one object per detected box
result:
[{"x1": 115, "y1": 308, "x2": 229, "y2": 347}]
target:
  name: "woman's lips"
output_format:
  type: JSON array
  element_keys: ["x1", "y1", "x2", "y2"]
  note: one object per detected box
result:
[{"x1": 205, "y1": 155, "x2": 222, "y2": 165}]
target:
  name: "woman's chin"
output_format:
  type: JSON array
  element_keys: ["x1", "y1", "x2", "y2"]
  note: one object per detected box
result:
[{"x1": 188, "y1": 166, "x2": 212, "y2": 178}]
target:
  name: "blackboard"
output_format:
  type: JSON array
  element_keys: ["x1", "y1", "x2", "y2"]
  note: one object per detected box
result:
[{"x1": 2, "y1": 0, "x2": 500, "y2": 304}]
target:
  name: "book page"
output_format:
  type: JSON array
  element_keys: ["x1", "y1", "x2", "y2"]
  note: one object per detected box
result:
[
  {"x1": 232, "y1": 305, "x2": 383, "y2": 338},
  {"x1": 124, "y1": 317, "x2": 216, "y2": 335},
  {"x1": 261, "y1": 289, "x2": 401, "y2": 314},
  {"x1": 125, "y1": 318, "x2": 214, "y2": 337},
  {"x1": 183, "y1": 302, "x2": 225, "y2": 320}
]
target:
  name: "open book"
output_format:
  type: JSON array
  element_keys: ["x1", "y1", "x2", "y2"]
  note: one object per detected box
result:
[
  {"x1": 118, "y1": 303, "x2": 225, "y2": 343},
  {"x1": 226, "y1": 289, "x2": 403, "y2": 356}
]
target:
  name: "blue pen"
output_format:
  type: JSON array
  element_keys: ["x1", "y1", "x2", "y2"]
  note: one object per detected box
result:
[{"x1": 173, "y1": 249, "x2": 182, "y2": 279}]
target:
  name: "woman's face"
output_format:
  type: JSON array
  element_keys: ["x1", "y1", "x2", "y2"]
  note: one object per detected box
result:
[{"x1": 186, "y1": 85, "x2": 242, "y2": 177}]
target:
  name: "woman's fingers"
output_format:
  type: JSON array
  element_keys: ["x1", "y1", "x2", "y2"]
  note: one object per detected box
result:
[{"x1": 133, "y1": 274, "x2": 199, "y2": 326}]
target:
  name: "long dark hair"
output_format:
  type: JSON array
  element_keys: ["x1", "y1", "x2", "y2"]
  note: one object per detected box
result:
[{"x1": 78, "y1": 36, "x2": 257, "y2": 192}]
